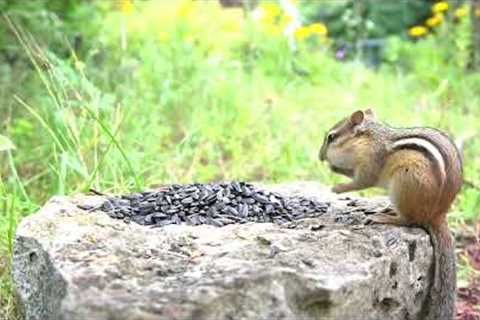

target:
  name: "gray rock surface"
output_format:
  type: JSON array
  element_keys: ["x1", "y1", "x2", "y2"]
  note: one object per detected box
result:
[{"x1": 13, "y1": 182, "x2": 434, "y2": 320}]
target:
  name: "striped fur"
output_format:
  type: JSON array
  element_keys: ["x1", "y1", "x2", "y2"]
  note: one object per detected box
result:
[
  {"x1": 393, "y1": 128, "x2": 464, "y2": 207},
  {"x1": 392, "y1": 137, "x2": 446, "y2": 185},
  {"x1": 320, "y1": 110, "x2": 463, "y2": 320}
]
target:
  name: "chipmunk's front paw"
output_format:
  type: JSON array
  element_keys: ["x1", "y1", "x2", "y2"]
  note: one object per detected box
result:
[
  {"x1": 366, "y1": 213, "x2": 404, "y2": 226},
  {"x1": 332, "y1": 183, "x2": 352, "y2": 194}
]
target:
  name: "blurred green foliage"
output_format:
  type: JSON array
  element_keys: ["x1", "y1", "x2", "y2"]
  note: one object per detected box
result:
[
  {"x1": 0, "y1": 0, "x2": 479, "y2": 318},
  {"x1": 301, "y1": 0, "x2": 432, "y2": 40}
]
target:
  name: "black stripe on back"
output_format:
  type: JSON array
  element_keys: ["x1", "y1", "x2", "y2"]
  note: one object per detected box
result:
[
  {"x1": 395, "y1": 129, "x2": 455, "y2": 172},
  {"x1": 393, "y1": 142, "x2": 444, "y2": 185}
]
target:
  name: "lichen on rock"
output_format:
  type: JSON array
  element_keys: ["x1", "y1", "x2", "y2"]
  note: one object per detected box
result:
[{"x1": 13, "y1": 182, "x2": 433, "y2": 320}]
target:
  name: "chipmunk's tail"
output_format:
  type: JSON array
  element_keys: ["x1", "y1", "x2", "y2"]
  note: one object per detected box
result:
[{"x1": 421, "y1": 221, "x2": 456, "y2": 320}]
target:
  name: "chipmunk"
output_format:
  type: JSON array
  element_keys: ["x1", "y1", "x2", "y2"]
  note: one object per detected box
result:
[{"x1": 319, "y1": 109, "x2": 463, "y2": 320}]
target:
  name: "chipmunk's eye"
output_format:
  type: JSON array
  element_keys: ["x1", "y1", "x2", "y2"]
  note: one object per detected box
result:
[{"x1": 327, "y1": 133, "x2": 336, "y2": 144}]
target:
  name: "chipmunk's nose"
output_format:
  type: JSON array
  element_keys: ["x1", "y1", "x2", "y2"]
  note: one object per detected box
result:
[{"x1": 319, "y1": 147, "x2": 326, "y2": 161}]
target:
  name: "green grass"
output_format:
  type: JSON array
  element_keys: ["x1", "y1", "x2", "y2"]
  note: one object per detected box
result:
[{"x1": 1, "y1": 1, "x2": 479, "y2": 318}]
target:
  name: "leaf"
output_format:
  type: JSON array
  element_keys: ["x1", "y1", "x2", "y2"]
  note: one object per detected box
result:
[{"x1": 0, "y1": 135, "x2": 16, "y2": 152}]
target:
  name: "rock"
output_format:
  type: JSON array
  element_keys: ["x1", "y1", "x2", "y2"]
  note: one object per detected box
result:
[{"x1": 13, "y1": 182, "x2": 434, "y2": 320}]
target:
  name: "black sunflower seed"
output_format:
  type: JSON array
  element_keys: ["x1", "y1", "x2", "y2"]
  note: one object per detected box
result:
[{"x1": 98, "y1": 182, "x2": 333, "y2": 228}]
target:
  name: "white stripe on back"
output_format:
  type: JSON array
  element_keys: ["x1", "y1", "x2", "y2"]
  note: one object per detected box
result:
[{"x1": 392, "y1": 137, "x2": 446, "y2": 175}]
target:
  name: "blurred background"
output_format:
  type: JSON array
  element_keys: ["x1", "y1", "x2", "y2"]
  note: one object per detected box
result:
[{"x1": 0, "y1": 0, "x2": 479, "y2": 318}]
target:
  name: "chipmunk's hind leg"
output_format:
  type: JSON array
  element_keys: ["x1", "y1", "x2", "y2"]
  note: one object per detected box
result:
[{"x1": 389, "y1": 161, "x2": 441, "y2": 226}]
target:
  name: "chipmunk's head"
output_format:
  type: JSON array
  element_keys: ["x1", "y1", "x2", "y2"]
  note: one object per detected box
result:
[{"x1": 319, "y1": 109, "x2": 376, "y2": 175}]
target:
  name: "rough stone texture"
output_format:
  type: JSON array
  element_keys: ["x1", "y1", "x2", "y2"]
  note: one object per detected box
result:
[{"x1": 13, "y1": 182, "x2": 434, "y2": 320}]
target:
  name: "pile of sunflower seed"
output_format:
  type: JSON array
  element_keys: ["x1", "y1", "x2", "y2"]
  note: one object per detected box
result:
[{"x1": 96, "y1": 182, "x2": 330, "y2": 227}]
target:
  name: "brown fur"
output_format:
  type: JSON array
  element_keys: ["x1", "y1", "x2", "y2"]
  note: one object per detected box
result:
[{"x1": 319, "y1": 110, "x2": 462, "y2": 320}]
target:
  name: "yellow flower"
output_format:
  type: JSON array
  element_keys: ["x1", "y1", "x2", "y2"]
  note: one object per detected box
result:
[
  {"x1": 259, "y1": 2, "x2": 282, "y2": 23},
  {"x1": 309, "y1": 23, "x2": 328, "y2": 36},
  {"x1": 408, "y1": 25, "x2": 428, "y2": 37},
  {"x1": 119, "y1": 0, "x2": 134, "y2": 14},
  {"x1": 294, "y1": 23, "x2": 328, "y2": 41},
  {"x1": 454, "y1": 5, "x2": 468, "y2": 18},
  {"x1": 425, "y1": 17, "x2": 438, "y2": 28},
  {"x1": 432, "y1": 1, "x2": 449, "y2": 14},
  {"x1": 426, "y1": 13, "x2": 443, "y2": 27},
  {"x1": 294, "y1": 26, "x2": 312, "y2": 40}
]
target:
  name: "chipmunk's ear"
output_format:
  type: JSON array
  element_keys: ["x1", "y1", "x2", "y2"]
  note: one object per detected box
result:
[
  {"x1": 350, "y1": 110, "x2": 365, "y2": 126},
  {"x1": 364, "y1": 108, "x2": 376, "y2": 119}
]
